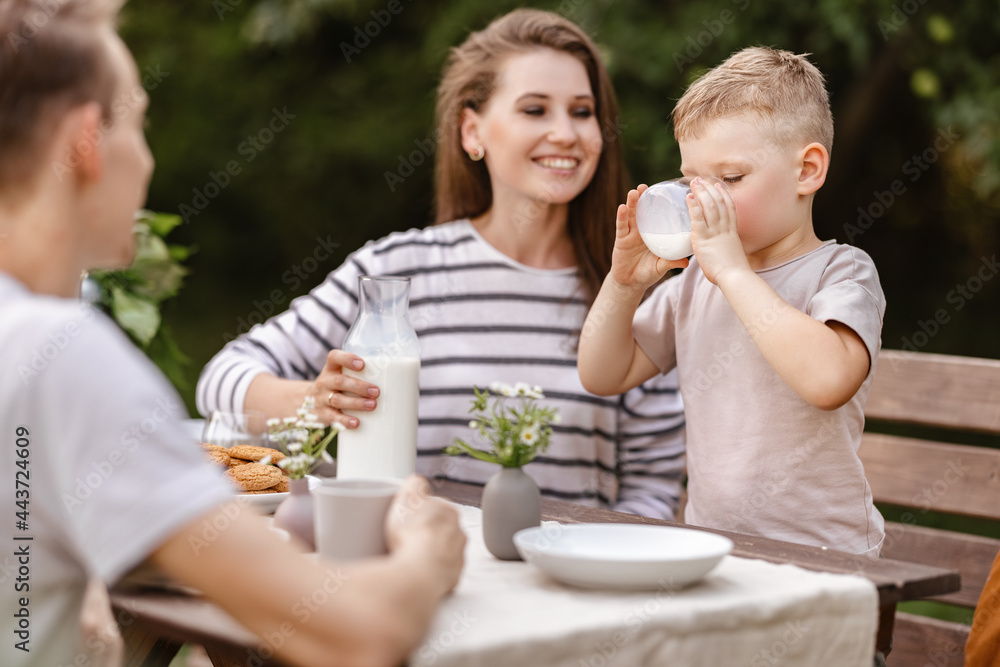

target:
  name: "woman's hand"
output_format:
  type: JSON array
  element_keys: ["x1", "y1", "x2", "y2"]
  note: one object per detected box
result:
[
  {"x1": 311, "y1": 350, "x2": 380, "y2": 429},
  {"x1": 610, "y1": 185, "x2": 689, "y2": 290},
  {"x1": 688, "y1": 177, "x2": 751, "y2": 285}
]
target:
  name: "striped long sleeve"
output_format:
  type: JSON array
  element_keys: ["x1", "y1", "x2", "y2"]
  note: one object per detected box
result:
[{"x1": 197, "y1": 221, "x2": 686, "y2": 519}]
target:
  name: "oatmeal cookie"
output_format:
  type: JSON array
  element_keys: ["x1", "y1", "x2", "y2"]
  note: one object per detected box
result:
[
  {"x1": 228, "y1": 445, "x2": 285, "y2": 464},
  {"x1": 271, "y1": 477, "x2": 289, "y2": 493},
  {"x1": 205, "y1": 449, "x2": 231, "y2": 467},
  {"x1": 225, "y1": 462, "x2": 284, "y2": 491}
]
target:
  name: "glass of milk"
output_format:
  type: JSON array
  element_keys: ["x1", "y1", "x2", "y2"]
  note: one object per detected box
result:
[
  {"x1": 338, "y1": 276, "x2": 420, "y2": 480},
  {"x1": 635, "y1": 177, "x2": 730, "y2": 260}
]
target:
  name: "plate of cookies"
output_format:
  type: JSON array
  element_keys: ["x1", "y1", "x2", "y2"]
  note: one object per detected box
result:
[{"x1": 201, "y1": 442, "x2": 320, "y2": 513}]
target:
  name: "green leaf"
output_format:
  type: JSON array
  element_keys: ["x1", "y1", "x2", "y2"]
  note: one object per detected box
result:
[
  {"x1": 131, "y1": 261, "x2": 187, "y2": 302},
  {"x1": 144, "y1": 324, "x2": 192, "y2": 390},
  {"x1": 133, "y1": 228, "x2": 171, "y2": 263},
  {"x1": 446, "y1": 439, "x2": 501, "y2": 465},
  {"x1": 110, "y1": 286, "x2": 160, "y2": 346},
  {"x1": 140, "y1": 210, "x2": 183, "y2": 237},
  {"x1": 316, "y1": 428, "x2": 338, "y2": 460},
  {"x1": 168, "y1": 244, "x2": 193, "y2": 262}
]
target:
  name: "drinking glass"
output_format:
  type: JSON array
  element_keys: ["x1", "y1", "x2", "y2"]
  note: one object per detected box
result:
[
  {"x1": 312, "y1": 478, "x2": 403, "y2": 560},
  {"x1": 201, "y1": 410, "x2": 270, "y2": 449},
  {"x1": 636, "y1": 177, "x2": 730, "y2": 260}
]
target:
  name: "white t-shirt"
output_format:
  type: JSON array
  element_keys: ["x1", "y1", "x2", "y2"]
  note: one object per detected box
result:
[
  {"x1": 0, "y1": 273, "x2": 232, "y2": 667},
  {"x1": 633, "y1": 241, "x2": 886, "y2": 557}
]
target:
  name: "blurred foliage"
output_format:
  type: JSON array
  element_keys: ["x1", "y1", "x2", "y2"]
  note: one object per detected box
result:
[
  {"x1": 117, "y1": 0, "x2": 1000, "y2": 419},
  {"x1": 89, "y1": 210, "x2": 193, "y2": 390}
]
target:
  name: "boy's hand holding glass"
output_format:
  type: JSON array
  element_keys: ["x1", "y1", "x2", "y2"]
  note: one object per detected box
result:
[
  {"x1": 687, "y1": 177, "x2": 751, "y2": 286},
  {"x1": 610, "y1": 185, "x2": 689, "y2": 291}
]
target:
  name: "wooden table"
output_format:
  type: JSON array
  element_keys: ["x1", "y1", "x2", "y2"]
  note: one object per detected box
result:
[{"x1": 111, "y1": 480, "x2": 961, "y2": 667}]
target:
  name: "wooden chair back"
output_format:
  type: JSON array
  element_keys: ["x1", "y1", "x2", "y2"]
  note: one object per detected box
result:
[{"x1": 858, "y1": 349, "x2": 1000, "y2": 666}]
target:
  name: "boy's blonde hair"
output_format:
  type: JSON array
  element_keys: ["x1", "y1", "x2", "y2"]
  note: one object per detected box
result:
[{"x1": 672, "y1": 47, "x2": 833, "y2": 154}]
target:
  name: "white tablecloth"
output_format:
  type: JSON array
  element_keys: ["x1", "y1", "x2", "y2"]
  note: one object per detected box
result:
[{"x1": 409, "y1": 505, "x2": 878, "y2": 667}]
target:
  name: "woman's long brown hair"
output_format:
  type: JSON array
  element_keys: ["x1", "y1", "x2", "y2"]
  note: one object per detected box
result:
[{"x1": 433, "y1": 8, "x2": 629, "y2": 304}]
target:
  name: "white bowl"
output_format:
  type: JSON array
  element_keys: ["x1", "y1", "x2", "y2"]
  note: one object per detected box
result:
[
  {"x1": 514, "y1": 523, "x2": 733, "y2": 590},
  {"x1": 236, "y1": 475, "x2": 321, "y2": 514}
]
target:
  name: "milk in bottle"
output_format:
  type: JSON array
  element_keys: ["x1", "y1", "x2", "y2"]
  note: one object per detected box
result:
[{"x1": 338, "y1": 276, "x2": 420, "y2": 479}]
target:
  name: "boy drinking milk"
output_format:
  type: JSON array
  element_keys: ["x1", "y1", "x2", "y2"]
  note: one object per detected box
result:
[{"x1": 578, "y1": 47, "x2": 885, "y2": 559}]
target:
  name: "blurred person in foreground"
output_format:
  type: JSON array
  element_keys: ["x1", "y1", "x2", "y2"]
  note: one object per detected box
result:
[
  {"x1": 0, "y1": 2, "x2": 464, "y2": 666},
  {"x1": 965, "y1": 548, "x2": 1000, "y2": 665},
  {"x1": 198, "y1": 8, "x2": 686, "y2": 521}
]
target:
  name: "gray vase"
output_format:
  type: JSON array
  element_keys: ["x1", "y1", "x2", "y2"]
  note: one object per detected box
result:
[{"x1": 482, "y1": 467, "x2": 541, "y2": 560}]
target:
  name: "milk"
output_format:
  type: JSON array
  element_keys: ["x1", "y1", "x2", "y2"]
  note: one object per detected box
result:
[
  {"x1": 639, "y1": 231, "x2": 693, "y2": 260},
  {"x1": 337, "y1": 356, "x2": 420, "y2": 480}
]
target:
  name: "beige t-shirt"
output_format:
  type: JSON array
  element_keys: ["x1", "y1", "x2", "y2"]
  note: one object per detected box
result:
[{"x1": 634, "y1": 241, "x2": 886, "y2": 557}]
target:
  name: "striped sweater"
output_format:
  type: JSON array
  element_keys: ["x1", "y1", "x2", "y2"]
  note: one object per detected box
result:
[{"x1": 196, "y1": 220, "x2": 685, "y2": 518}]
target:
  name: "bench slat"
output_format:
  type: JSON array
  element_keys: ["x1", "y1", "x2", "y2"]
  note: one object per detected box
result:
[
  {"x1": 885, "y1": 612, "x2": 969, "y2": 667},
  {"x1": 868, "y1": 350, "x2": 1000, "y2": 434},
  {"x1": 880, "y1": 521, "x2": 1000, "y2": 608},
  {"x1": 859, "y1": 433, "x2": 1000, "y2": 521}
]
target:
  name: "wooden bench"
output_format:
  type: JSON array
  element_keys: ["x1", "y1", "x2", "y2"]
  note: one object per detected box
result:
[{"x1": 858, "y1": 349, "x2": 1000, "y2": 666}]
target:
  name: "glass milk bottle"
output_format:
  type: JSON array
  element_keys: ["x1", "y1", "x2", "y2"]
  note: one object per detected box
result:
[{"x1": 337, "y1": 276, "x2": 420, "y2": 479}]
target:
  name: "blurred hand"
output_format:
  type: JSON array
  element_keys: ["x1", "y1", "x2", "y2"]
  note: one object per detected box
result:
[
  {"x1": 610, "y1": 185, "x2": 689, "y2": 290},
  {"x1": 386, "y1": 476, "x2": 465, "y2": 593},
  {"x1": 310, "y1": 349, "x2": 379, "y2": 429},
  {"x1": 688, "y1": 177, "x2": 751, "y2": 285}
]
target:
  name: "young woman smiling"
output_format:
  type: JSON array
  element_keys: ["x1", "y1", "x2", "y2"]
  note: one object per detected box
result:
[{"x1": 198, "y1": 8, "x2": 686, "y2": 519}]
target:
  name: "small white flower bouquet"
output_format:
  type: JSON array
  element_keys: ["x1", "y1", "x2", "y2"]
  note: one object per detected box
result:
[
  {"x1": 265, "y1": 396, "x2": 341, "y2": 479},
  {"x1": 445, "y1": 381, "x2": 560, "y2": 468}
]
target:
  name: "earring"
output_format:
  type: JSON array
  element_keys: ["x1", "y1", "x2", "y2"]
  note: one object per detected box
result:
[{"x1": 468, "y1": 145, "x2": 485, "y2": 161}]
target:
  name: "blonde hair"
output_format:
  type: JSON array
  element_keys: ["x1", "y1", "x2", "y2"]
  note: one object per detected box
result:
[
  {"x1": 672, "y1": 47, "x2": 833, "y2": 153},
  {"x1": 0, "y1": 0, "x2": 123, "y2": 195},
  {"x1": 434, "y1": 8, "x2": 629, "y2": 303}
]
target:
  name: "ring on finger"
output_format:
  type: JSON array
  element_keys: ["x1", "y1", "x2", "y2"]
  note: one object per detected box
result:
[{"x1": 327, "y1": 391, "x2": 335, "y2": 407}]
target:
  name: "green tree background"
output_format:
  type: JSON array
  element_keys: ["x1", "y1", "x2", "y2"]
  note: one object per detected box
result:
[{"x1": 117, "y1": 0, "x2": 1000, "y2": 417}]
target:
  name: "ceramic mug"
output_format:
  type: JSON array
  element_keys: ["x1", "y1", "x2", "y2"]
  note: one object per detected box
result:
[{"x1": 311, "y1": 478, "x2": 403, "y2": 560}]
